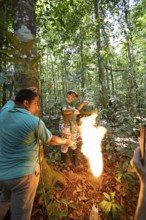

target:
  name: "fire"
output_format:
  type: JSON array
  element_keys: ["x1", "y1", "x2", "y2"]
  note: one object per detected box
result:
[{"x1": 80, "y1": 113, "x2": 107, "y2": 177}]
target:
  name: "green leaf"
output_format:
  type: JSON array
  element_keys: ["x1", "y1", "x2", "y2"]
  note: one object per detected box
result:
[
  {"x1": 4, "y1": 49, "x2": 18, "y2": 56},
  {"x1": 100, "y1": 200, "x2": 108, "y2": 209},
  {"x1": 60, "y1": 198, "x2": 69, "y2": 205},
  {"x1": 68, "y1": 202, "x2": 77, "y2": 209},
  {"x1": 105, "y1": 202, "x2": 112, "y2": 213},
  {"x1": 53, "y1": 209, "x2": 68, "y2": 217},
  {"x1": 28, "y1": 55, "x2": 41, "y2": 67},
  {"x1": 5, "y1": 31, "x2": 20, "y2": 50},
  {"x1": 6, "y1": 57, "x2": 26, "y2": 63},
  {"x1": 110, "y1": 191, "x2": 116, "y2": 200},
  {"x1": 103, "y1": 192, "x2": 111, "y2": 201},
  {"x1": 21, "y1": 39, "x2": 36, "y2": 54}
]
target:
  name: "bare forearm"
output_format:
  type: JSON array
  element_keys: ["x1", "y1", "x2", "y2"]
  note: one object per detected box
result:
[
  {"x1": 47, "y1": 135, "x2": 68, "y2": 146},
  {"x1": 135, "y1": 183, "x2": 146, "y2": 220},
  {"x1": 77, "y1": 103, "x2": 84, "y2": 110},
  {"x1": 62, "y1": 109, "x2": 74, "y2": 115},
  {"x1": 77, "y1": 101, "x2": 89, "y2": 110}
]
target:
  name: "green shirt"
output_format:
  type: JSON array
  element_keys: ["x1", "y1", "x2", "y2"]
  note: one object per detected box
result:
[{"x1": 60, "y1": 99, "x2": 77, "y2": 125}]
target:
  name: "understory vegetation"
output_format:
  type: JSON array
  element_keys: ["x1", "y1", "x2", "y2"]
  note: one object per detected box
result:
[
  {"x1": 0, "y1": 0, "x2": 146, "y2": 219},
  {"x1": 31, "y1": 111, "x2": 142, "y2": 220}
]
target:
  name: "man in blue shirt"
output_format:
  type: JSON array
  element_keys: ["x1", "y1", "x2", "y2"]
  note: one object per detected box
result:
[{"x1": 0, "y1": 89, "x2": 74, "y2": 220}]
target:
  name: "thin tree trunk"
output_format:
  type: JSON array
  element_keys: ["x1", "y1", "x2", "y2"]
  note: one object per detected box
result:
[
  {"x1": 80, "y1": 35, "x2": 85, "y2": 92},
  {"x1": 49, "y1": 53, "x2": 57, "y2": 101},
  {"x1": 94, "y1": 0, "x2": 107, "y2": 109},
  {"x1": 123, "y1": 0, "x2": 137, "y2": 115}
]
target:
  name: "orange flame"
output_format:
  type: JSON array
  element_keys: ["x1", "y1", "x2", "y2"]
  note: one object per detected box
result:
[{"x1": 80, "y1": 113, "x2": 107, "y2": 177}]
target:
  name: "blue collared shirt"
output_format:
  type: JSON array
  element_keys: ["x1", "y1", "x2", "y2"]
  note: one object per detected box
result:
[{"x1": 0, "y1": 101, "x2": 52, "y2": 180}]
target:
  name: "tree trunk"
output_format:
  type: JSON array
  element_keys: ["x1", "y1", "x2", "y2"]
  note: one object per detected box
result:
[
  {"x1": 12, "y1": 0, "x2": 39, "y2": 91},
  {"x1": 0, "y1": 0, "x2": 9, "y2": 105},
  {"x1": 123, "y1": 0, "x2": 138, "y2": 115},
  {"x1": 93, "y1": 0, "x2": 107, "y2": 109}
]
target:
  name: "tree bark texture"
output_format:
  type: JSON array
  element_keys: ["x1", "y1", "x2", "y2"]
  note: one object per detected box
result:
[
  {"x1": 12, "y1": 0, "x2": 39, "y2": 91},
  {"x1": 13, "y1": 0, "x2": 37, "y2": 42},
  {"x1": 94, "y1": 0, "x2": 107, "y2": 109},
  {"x1": 123, "y1": 0, "x2": 138, "y2": 115}
]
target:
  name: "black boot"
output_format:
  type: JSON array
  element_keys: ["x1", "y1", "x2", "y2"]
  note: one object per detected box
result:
[
  {"x1": 61, "y1": 152, "x2": 67, "y2": 163},
  {"x1": 61, "y1": 152, "x2": 70, "y2": 170},
  {"x1": 74, "y1": 148, "x2": 80, "y2": 166},
  {"x1": 69, "y1": 148, "x2": 80, "y2": 166}
]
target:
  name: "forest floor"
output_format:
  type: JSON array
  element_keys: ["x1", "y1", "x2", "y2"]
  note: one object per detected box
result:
[{"x1": 32, "y1": 117, "x2": 140, "y2": 220}]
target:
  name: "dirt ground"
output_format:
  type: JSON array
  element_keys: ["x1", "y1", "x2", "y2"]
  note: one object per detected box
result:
[
  {"x1": 32, "y1": 144, "x2": 139, "y2": 220},
  {"x1": 32, "y1": 118, "x2": 140, "y2": 220}
]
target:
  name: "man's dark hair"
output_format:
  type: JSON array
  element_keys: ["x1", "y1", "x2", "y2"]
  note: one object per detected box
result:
[
  {"x1": 15, "y1": 89, "x2": 37, "y2": 104},
  {"x1": 67, "y1": 90, "x2": 78, "y2": 97}
]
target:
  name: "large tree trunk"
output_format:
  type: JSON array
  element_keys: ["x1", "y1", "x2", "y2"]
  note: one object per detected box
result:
[
  {"x1": 12, "y1": 0, "x2": 39, "y2": 91},
  {"x1": 11, "y1": 0, "x2": 66, "y2": 200},
  {"x1": 0, "y1": 0, "x2": 9, "y2": 105}
]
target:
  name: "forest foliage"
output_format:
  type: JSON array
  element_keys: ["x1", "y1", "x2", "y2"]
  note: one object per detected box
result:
[
  {"x1": 0, "y1": 0, "x2": 146, "y2": 219},
  {"x1": 0, "y1": 0, "x2": 145, "y2": 154},
  {"x1": 0, "y1": 0, "x2": 145, "y2": 119}
]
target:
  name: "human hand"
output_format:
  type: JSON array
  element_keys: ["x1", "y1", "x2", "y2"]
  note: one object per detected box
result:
[
  {"x1": 83, "y1": 101, "x2": 89, "y2": 106},
  {"x1": 65, "y1": 139, "x2": 75, "y2": 148},
  {"x1": 131, "y1": 147, "x2": 146, "y2": 178},
  {"x1": 73, "y1": 109, "x2": 80, "y2": 115}
]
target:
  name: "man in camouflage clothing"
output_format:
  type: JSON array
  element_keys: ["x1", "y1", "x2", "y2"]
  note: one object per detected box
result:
[{"x1": 59, "y1": 90, "x2": 88, "y2": 168}]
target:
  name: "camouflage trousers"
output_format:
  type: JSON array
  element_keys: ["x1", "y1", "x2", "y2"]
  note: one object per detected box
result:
[{"x1": 59, "y1": 123, "x2": 80, "y2": 153}]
